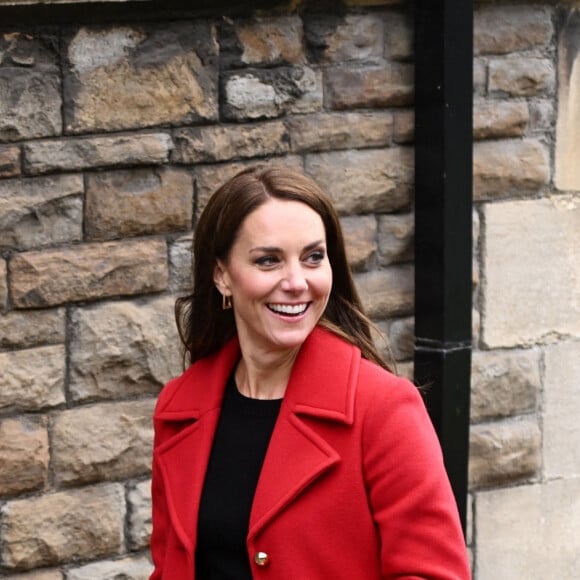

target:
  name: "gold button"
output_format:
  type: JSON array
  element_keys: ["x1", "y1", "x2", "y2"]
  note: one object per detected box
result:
[{"x1": 254, "y1": 551, "x2": 269, "y2": 566}]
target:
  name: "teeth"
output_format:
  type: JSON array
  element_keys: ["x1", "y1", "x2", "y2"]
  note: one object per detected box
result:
[{"x1": 269, "y1": 303, "x2": 308, "y2": 315}]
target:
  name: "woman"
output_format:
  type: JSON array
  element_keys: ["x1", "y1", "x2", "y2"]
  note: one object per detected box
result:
[{"x1": 150, "y1": 165, "x2": 470, "y2": 579}]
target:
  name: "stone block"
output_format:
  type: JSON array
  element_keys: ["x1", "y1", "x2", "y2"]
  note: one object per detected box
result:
[
  {"x1": 378, "y1": 213, "x2": 414, "y2": 265},
  {"x1": 544, "y1": 341, "x2": 580, "y2": 478},
  {"x1": 195, "y1": 156, "x2": 303, "y2": 215},
  {"x1": 0, "y1": 175, "x2": 83, "y2": 251},
  {"x1": 0, "y1": 258, "x2": 7, "y2": 310},
  {"x1": 474, "y1": 5, "x2": 553, "y2": 55},
  {"x1": 172, "y1": 121, "x2": 288, "y2": 164},
  {"x1": 473, "y1": 58, "x2": 487, "y2": 97},
  {"x1": 287, "y1": 112, "x2": 392, "y2": 153},
  {"x1": 23, "y1": 132, "x2": 172, "y2": 175},
  {"x1": 0, "y1": 31, "x2": 59, "y2": 68},
  {"x1": 0, "y1": 308, "x2": 65, "y2": 349},
  {"x1": 222, "y1": 66, "x2": 322, "y2": 120},
  {"x1": 482, "y1": 196, "x2": 580, "y2": 347},
  {"x1": 305, "y1": 14, "x2": 384, "y2": 63},
  {"x1": 471, "y1": 349, "x2": 540, "y2": 422},
  {"x1": 529, "y1": 98, "x2": 555, "y2": 133},
  {"x1": 325, "y1": 64, "x2": 413, "y2": 109},
  {"x1": 67, "y1": 555, "x2": 152, "y2": 580},
  {"x1": 383, "y1": 316, "x2": 414, "y2": 361},
  {"x1": 473, "y1": 139, "x2": 549, "y2": 200},
  {"x1": 221, "y1": 16, "x2": 304, "y2": 68},
  {"x1": 469, "y1": 416, "x2": 541, "y2": 488},
  {"x1": 355, "y1": 265, "x2": 414, "y2": 318},
  {"x1": 85, "y1": 168, "x2": 193, "y2": 240},
  {"x1": 69, "y1": 296, "x2": 181, "y2": 402},
  {"x1": 556, "y1": 13, "x2": 580, "y2": 191},
  {"x1": 52, "y1": 399, "x2": 155, "y2": 485},
  {"x1": 384, "y1": 10, "x2": 413, "y2": 61},
  {"x1": 305, "y1": 148, "x2": 413, "y2": 215},
  {"x1": 0, "y1": 145, "x2": 20, "y2": 177},
  {"x1": 1, "y1": 484, "x2": 125, "y2": 570},
  {"x1": 64, "y1": 23, "x2": 218, "y2": 133},
  {"x1": 127, "y1": 480, "x2": 152, "y2": 550},
  {"x1": 0, "y1": 68, "x2": 61, "y2": 141},
  {"x1": 340, "y1": 215, "x2": 377, "y2": 272},
  {"x1": 0, "y1": 345, "x2": 65, "y2": 412},
  {"x1": 0, "y1": 416, "x2": 49, "y2": 496},
  {"x1": 489, "y1": 58, "x2": 555, "y2": 98},
  {"x1": 393, "y1": 111, "x2": 414, "y2": 144},
  {"x1": 169, "y1": 233, "x2": 194, "y2": 294},
  {"x1": 1, "y1": 571, "x2": 62, "y2": 580},
  {"x1": 475, "y1": 479, "x2": 580, "y2": 579},
  {"x1": 10, "y1": 239, "x2": 168, "y2": 308},
  {"x1": 473, "y1": 99, "x2": 528, "y2": 140}
]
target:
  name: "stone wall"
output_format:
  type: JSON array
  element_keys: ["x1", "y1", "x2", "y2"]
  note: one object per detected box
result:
[{"x1": 0, "y1": 1, "x2": 579, "y2": 579}]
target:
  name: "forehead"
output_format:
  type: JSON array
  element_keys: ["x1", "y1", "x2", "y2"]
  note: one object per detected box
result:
[{"x1": 237, "y1": 199, "x2": 326, "y2": 242}]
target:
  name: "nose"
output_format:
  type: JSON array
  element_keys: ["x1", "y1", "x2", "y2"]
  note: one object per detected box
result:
[{"x1": 280, "y1": 261, "x2": 308, "y2": 292}]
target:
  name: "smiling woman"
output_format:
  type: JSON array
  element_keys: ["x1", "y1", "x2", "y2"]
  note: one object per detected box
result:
[{"x1": 150, "y1": 165, "x2": 470, "y2": 580}]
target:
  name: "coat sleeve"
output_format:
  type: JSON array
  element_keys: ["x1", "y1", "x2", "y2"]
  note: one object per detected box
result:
[{"x1": 361, "y1": 373, "x2": 471, "y2": 580}]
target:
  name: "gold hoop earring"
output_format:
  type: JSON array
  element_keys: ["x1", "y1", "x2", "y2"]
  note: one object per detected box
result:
[{"x1": 222, "y1": 294, "x2": 232, "y2": 310}]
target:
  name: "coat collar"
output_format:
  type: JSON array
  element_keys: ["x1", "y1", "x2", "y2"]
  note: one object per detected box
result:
[{"x1": 154, "y1": 325, "x2": 360, "y2": 425}]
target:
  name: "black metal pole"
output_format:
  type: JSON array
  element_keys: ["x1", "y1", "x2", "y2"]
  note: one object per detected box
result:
[{"x1": 414, "y1": 0, "x2": 473, "y2": 533}]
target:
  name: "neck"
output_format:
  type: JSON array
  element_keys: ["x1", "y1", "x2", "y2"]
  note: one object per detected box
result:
[{"x1": 235, "y1": 346, "x2": 299, "y2": 400}]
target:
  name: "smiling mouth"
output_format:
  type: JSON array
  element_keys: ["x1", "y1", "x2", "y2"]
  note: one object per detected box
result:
[{"x1": 267, "y1": 303, "x2": 310, "y2": 316}]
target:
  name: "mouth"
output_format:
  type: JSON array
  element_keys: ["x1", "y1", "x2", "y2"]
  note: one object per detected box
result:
[{"x1": 267, "y1": 302, "x2": 310, "y2": 317}]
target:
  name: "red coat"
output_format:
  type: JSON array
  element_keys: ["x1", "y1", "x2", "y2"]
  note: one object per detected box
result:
[{"x1": 150, "y1": 327, "x2": 470, "y2": 579}]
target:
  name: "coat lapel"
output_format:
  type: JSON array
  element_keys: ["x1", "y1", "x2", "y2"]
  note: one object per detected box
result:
[{"x1": 248, "y1": 327, "x2": 360, "y2": 540}]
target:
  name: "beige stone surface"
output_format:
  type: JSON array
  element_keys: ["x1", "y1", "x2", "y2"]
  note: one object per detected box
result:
[
  {"x1": 0, "y1": 308, "x2": 65, "y2": 349},
  {"x1": 473, "y1": 99, "x2": 529, "y2": 139},
  {"x1": 473, "y1": 139, "x2": 549, "y2": 200},
  {"x1": 172, "y1": 121, "x2": 288, "y2": 164},
  {"x1": 355, "y1": 265, "x2": 414, "y2": 318},
  {"x1": 67, "y1": 555, "x2": 152, "y2": 580},
  {"x1": 305, "y1": 14, "x2": 384, "y2": 63},
  {"x1": 475, "y1": 479, "x2": 580, "y2": 579},
  {"x1": 127, "y1": 480, "x2": 152, "y2": 550},
  {"x1": 384, "y1": 316, "x2": 414, "y2": 361},
  {"x1": 0, "y1": 175, "x2": 84, "y2": 251},
  {"x1": 85, "y1": 168, "x2": 193, "y2": 240},
  {"x1": 325, "y1": 64, "x2": 413, "y2": 109},
  {"x1": 2, "y1": 571, "x2": 62, "y2": 580},
  {"x1": 169, "y1": 233, "x2": 194, "y2": 294},
  {"x1": 469, "y1": 416, "x2": 541, "y2": 488},
  {"x1": 543, "y1": 341, "x2": 580, "y2": 478},
  {"x1": 69, "y1": 296, "x2": 181, "y2": 402},
  {"x1": 64, "y1": 24, "x2": 218, "y2": 133},
  {"x1": 378, "y1": 213, "x2": 414, "y2": 265},
  {"x1": 235, "y1": 16, "x2": 305, "y2": 66},
  {"x1": 0, "y1": 145, "x2": 21, "y2": 177},
  {"x1": 52, "y1": 400, "x2": 155, "y2": 485},
  {"x1": 305, "y1": 148, "x2": 413, "y2": 214},
  {"x1": 471, "y1": 349, "x2": 540, "y2": 422},
  {"x1": 340, "y1": 215, "x2": 377, "y2": 272},
  {"x1": 195, "y1": 157, "x2": 303, "y2": 215},
  {"x1": 10, "y1": 239, "x2": 168, "y2": 308},
  {"x1": 556, "y1": 20, "x2": 580, "y2": 191},
  {"x1": 0, "y1": 258, "x2": 7, "y2": 310},
  {"x1": 23, "y1": 132, "x2": 172, "y2": 175},
  {"x1": 0, "y1": 68, "x2": 61, "y2": 141},
  {"x1": 287, "y1": 112, "x2": 392, "y2": 153},
  {"x1": 384, "y1": 11, "x2": 413, "y2": 61},
  {"x1": 393, "y1": 111, "x2": 414, "y2": 144},
  {"x1": 482, "y1": 196, "x2": 580, "y2": 347},
  {"x1": 0, "y1": 416, "x2": 49, "y2": 496},
  {"x1": 1, "y1": 484, "x2": 125, "y2": 570},
  {"x1": 0, "y1": 345, "x2": 65, "y2": 412},
  {"x1": 473, "y1": 58, "x2": 487, "y2": 96},
  {"x1": 489, "y1": 58, "x2": 555, "y2": 97},
  {"x1": 529, "y1": 98, "x2": 555, "y2": 133},
  {"x1": 223, "y1": 66, "x2": 322, "y2": 120},
  {"x1": 474, "y1": 5, "x2": 553, "y2": 55}
]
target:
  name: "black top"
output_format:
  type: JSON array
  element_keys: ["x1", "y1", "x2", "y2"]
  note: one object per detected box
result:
[{"x1": 195, "y1": 373, "x2": 282, "y2": 580}]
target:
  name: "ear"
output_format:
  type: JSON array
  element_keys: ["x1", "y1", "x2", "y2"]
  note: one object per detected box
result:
[{"x1": 213, "y1": 259, "x2": 231, "y2": 296}]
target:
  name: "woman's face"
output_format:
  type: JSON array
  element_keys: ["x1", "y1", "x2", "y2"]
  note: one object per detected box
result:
[{"x1": 214, "y1": 198, "x2": 333, "y2": 356}]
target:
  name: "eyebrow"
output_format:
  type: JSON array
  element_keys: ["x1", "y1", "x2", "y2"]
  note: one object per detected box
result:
[{"x1": 249, "y1": 240, "x2": 326, "y2": 254}]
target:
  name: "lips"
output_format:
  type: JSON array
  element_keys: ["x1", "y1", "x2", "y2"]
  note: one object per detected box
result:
[{"x1": 267, "y1": 303, "x2": 309, "y2": 316}]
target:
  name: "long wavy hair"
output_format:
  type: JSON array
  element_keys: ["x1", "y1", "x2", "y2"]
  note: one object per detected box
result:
[{"x1": 175, "y1": 164, "x2": 391, "y2": 371}]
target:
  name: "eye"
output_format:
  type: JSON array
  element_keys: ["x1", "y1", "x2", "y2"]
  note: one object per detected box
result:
[
  {"x1": 304, "y1": 250, "x2": 326, "y2": 265},
  {"x1": 255, "y1": 255, "x2": 280, "y2": 267}
]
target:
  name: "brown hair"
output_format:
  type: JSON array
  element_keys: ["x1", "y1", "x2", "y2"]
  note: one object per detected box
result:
[{"x1": 175, "y1": 165, "x2": 391, "y2": 370}]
